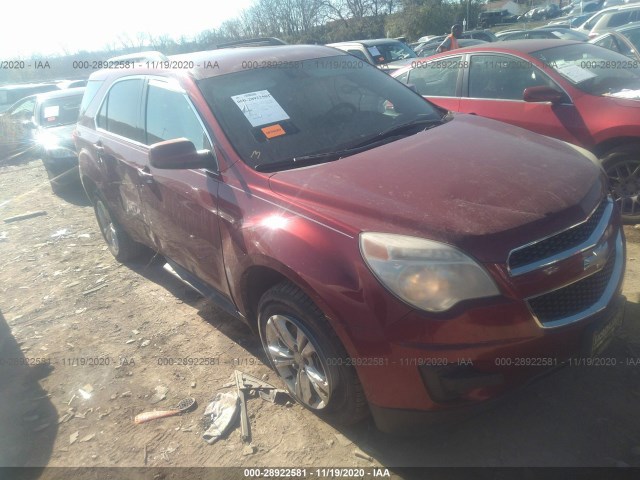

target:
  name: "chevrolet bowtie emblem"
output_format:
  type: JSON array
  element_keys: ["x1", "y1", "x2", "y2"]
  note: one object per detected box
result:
[{"x1": 583, "y1": 241, "x2": 610, "y2": 272}]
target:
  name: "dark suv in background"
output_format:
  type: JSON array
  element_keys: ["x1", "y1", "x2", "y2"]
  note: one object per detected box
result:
[{"x1": 76, "y1": 45, "x2": 626, "y2": 432}]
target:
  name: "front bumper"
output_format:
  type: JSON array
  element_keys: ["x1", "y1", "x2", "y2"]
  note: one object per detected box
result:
[
  {"x1": 369, "y1": 293, "x2": 626, "y2": 433},
  {"x1": 345, "y1": 197, "x2": 626, "y2": 425},
  {"x1": 42, "y1": 156, "x2": 79, "y2": 186}
]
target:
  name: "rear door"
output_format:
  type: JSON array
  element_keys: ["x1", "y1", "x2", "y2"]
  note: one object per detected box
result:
[
  {"x1": 138, "y1": 78, "x2": 228, "y2": 294},
  {"x1": 457, "y1": 53, "x2": 590, "y2": 146},
  {"x1": 93, "y1": 78, "x2": 151, "y2": 244}
]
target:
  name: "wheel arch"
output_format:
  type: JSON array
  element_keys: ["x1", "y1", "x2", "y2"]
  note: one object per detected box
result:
[
  {"x1": 592, "y1": 136, "x2": 640, "y2": 159},
  {"x1": 238, "y1": 261, "x2": 360, "y2": 359}
]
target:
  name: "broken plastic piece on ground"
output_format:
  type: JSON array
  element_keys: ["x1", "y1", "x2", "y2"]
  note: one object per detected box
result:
[
  {"x1": 202, "y1": 391, "x2": 239, "y2": 444},
  {"x1": 51, "y1": 228, "x2": 70, "y2": 238},
  {"x1": 149, "y1": 385, "x2": 168, "y2": 404},
  {"x1": 258, "y1": 389, "x2": 290, "y2": 404}
]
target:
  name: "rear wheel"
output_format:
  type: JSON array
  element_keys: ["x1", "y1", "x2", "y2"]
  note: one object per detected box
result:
[
  {"x1": 601, "y1": 143, "x2": 640, "y2": 224},
  {"x1": 258, "y1": 282, "x2": 368, "y2": 425},
  {"x1": 93, "y1": 194, "x2": 144, "y2": 262}
]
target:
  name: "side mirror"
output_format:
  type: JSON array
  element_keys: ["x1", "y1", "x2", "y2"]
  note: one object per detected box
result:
[
  {"x1": 21, "y1": 119, "x2": 37, "y2": 129},
  {"x1": 149, "y1": 138, "x2": 216, "y2": 170},
  {"x1": 406, "y1": 83, "x2": 418, "y2": 93},
  {"x1": 523, "y1": 86, "x2": 564, "y2": 104}
]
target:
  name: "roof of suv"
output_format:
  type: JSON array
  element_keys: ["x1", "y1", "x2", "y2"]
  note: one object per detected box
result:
[
  {"x1": 34, "y1": 87, "x2": 86, "y2": 101},
  {"x1": 326, "y1": 38, "x2": 407, "y2": 47},
  {"x1": 89, "y1": 45, "x2": 347, "y2": 82}
]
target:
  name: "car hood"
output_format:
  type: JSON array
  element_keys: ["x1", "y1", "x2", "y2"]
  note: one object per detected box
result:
[{"x1": 268, "y1": 114, "x2": 605, "y2": 263}]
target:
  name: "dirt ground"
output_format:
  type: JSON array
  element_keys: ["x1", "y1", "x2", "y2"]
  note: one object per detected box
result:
[{"x1": 1, "y1": 159, "x2": 639, "y2": 477}]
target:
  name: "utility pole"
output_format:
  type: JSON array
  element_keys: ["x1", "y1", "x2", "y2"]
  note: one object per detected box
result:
[{"x1": 467, "y1": 0, "x2": 470, "y2": 30}]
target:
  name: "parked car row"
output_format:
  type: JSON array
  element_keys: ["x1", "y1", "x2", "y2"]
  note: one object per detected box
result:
[
  {"x1": 0, "y1": 87, "x2": 85, "y2": 191},
  {"x1": 0, "y1": 79, "x2": 87, "y2": 113},
  {"x1": 591, "y1": 20, "x2": 640, "y2": 58}
]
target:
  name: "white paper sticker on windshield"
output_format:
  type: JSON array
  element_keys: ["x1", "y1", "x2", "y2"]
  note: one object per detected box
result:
[
  {"x1": 555, "y1": 64, "x2": 597, "y2": 83},
  {"x1": 43, "y1": 105, "x2": 59, "y2": 118},
  {"x1": 231, "y1": 90, "x2": 290, "y2": 127},
  {"x1": 367, "y1": 46, "x2": 381, "y2": 57}
]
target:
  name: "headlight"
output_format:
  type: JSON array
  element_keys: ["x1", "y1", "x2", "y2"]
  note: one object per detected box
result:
[
  {"x1": 360, "y1": 233, "x2": 500, "y2": 312},
  {"x1": 36, "y1": 131, "x2": 75, "y2": 158}
]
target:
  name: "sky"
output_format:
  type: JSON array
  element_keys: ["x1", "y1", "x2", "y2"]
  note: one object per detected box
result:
[{"x1": 0, "y1": 0, "x2": 255, "y2": 59}]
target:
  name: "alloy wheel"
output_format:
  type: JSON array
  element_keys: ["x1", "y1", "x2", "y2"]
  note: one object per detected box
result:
[{"x1": 264, "y1": 314, "x2": 331, "y2": 410}]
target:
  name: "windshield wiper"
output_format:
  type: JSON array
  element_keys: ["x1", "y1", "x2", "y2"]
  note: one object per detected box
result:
[
  {"x1": 254, "y1": 146, "x2": 372, "y2": 173},
  {"x1": 254, "y1": 116, "x2": 447, "y2": 173},
  {"x1": 352, "y1": 117, "x2": 444, "y2": 149}
]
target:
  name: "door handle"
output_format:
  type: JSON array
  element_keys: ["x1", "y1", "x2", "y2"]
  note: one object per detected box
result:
[{"x1": 137, "y1": 167, "x2": 154, "y2": 184}]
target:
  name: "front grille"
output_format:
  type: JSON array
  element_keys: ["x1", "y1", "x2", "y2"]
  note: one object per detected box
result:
[
  {"x1": 509, "y1": 198, "x2": 608, "y2": 271},
  {"x1": 528, "y1": 251, "x2": 616, "y2": 324}
]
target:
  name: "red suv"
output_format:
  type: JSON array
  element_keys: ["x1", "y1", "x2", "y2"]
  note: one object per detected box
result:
[{"x1": 76, "y1": 45, "x2": 626, "y2": 432}]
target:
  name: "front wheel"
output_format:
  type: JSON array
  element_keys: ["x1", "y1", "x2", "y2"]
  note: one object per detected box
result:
[
  {"x1": 258, "y1": 282, "x2": 368, "y2": 425},
  {"x1": 93, "y1": 194, "x2": 144, "y2": 262},
  {"x1": 601, "y1": 144, "x2": 640, "y2": 224}
]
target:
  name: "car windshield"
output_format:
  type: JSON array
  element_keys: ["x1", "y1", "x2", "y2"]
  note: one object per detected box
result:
[
  {"x1": 197, "y1": 55, "x2": 443, "y2": 170},
  {"x1": 531, "y1": 43, "x2": 640, "y2": 96},
  {"x1": 39, "y1": 94, "x2": 83, "y2": 127},
  {"x1": 366, "y1": 43, "x2": 417, "y2": 64}
]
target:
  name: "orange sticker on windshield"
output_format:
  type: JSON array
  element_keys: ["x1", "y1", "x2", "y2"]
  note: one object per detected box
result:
[{"x1": 261, "y1": 124, "x2": 286, "y2": 139}]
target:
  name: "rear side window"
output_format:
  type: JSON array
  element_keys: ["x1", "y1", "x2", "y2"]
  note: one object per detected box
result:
[
  {"x1": 347, "y1": 49, "x2": 368, "y2": 62},
  {"x1": 408, "y1": 56, "x2": 462, "y2": 97},
  {"x1": 609, "y1": 11, "x2": 634, "y2": 28},
  {"x1": 79, "y1": 80, "x2": 104, "y2": 115},
  {"x1": 96, "y1": 79, "x2": 144, "y2": 142},
  {"x1": 145, "y1": 83, "x2": 211, "y2": 150}
]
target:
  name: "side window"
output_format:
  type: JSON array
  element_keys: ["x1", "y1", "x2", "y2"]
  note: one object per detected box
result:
[
  {"x1": 625, "y1": 28, "x2": 640, "y2": 48},
  {"x1": 96, "y1": 79, "x2": 144, "y2": 142},
  {"x1": 9, "y1": 97, "x2": 36, "y2": 119},
  {"x1": 145, "y1": 83, "x2": 211, "y2": 150},
  {"x1": 469, "y1": 55, "x2": 558, "y2": 101},
  {"x1": 347, "y1": 49, "x2": 368, "y2": 62},
  {"x1": 584, "y1": 11, "x2": 605, "y2": 29},
  {"x1": 79, "y1": 80, "x2": 104, "y2": 116},
  {"x1": 409, "y1": 56, "x2": 462, "y2": 97},
  {"x1": 608, "y1": 11, "x2": 633, "y2": 28},
  {"x1": 594, "y1": 35, "x2": 621, "y2": 53}
]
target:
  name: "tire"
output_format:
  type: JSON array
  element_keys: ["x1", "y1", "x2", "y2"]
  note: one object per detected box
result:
[
  {"x1": 93, "y1": 193, "x2": 144, "y2": 262},
  {"x1": 43, "y1": 164, "x2": 65, "y2": 196},
  {"x1": 600, "y1": 143, "x2": 640, "y2": 224},
  {"x1": 257, "y1": 281, "x2": 369, "y2": 425}
]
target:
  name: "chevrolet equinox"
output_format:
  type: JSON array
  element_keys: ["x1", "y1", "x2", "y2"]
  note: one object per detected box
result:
[{"x1": 75, "y1": 45, "x2": 626, "y2": 432}]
